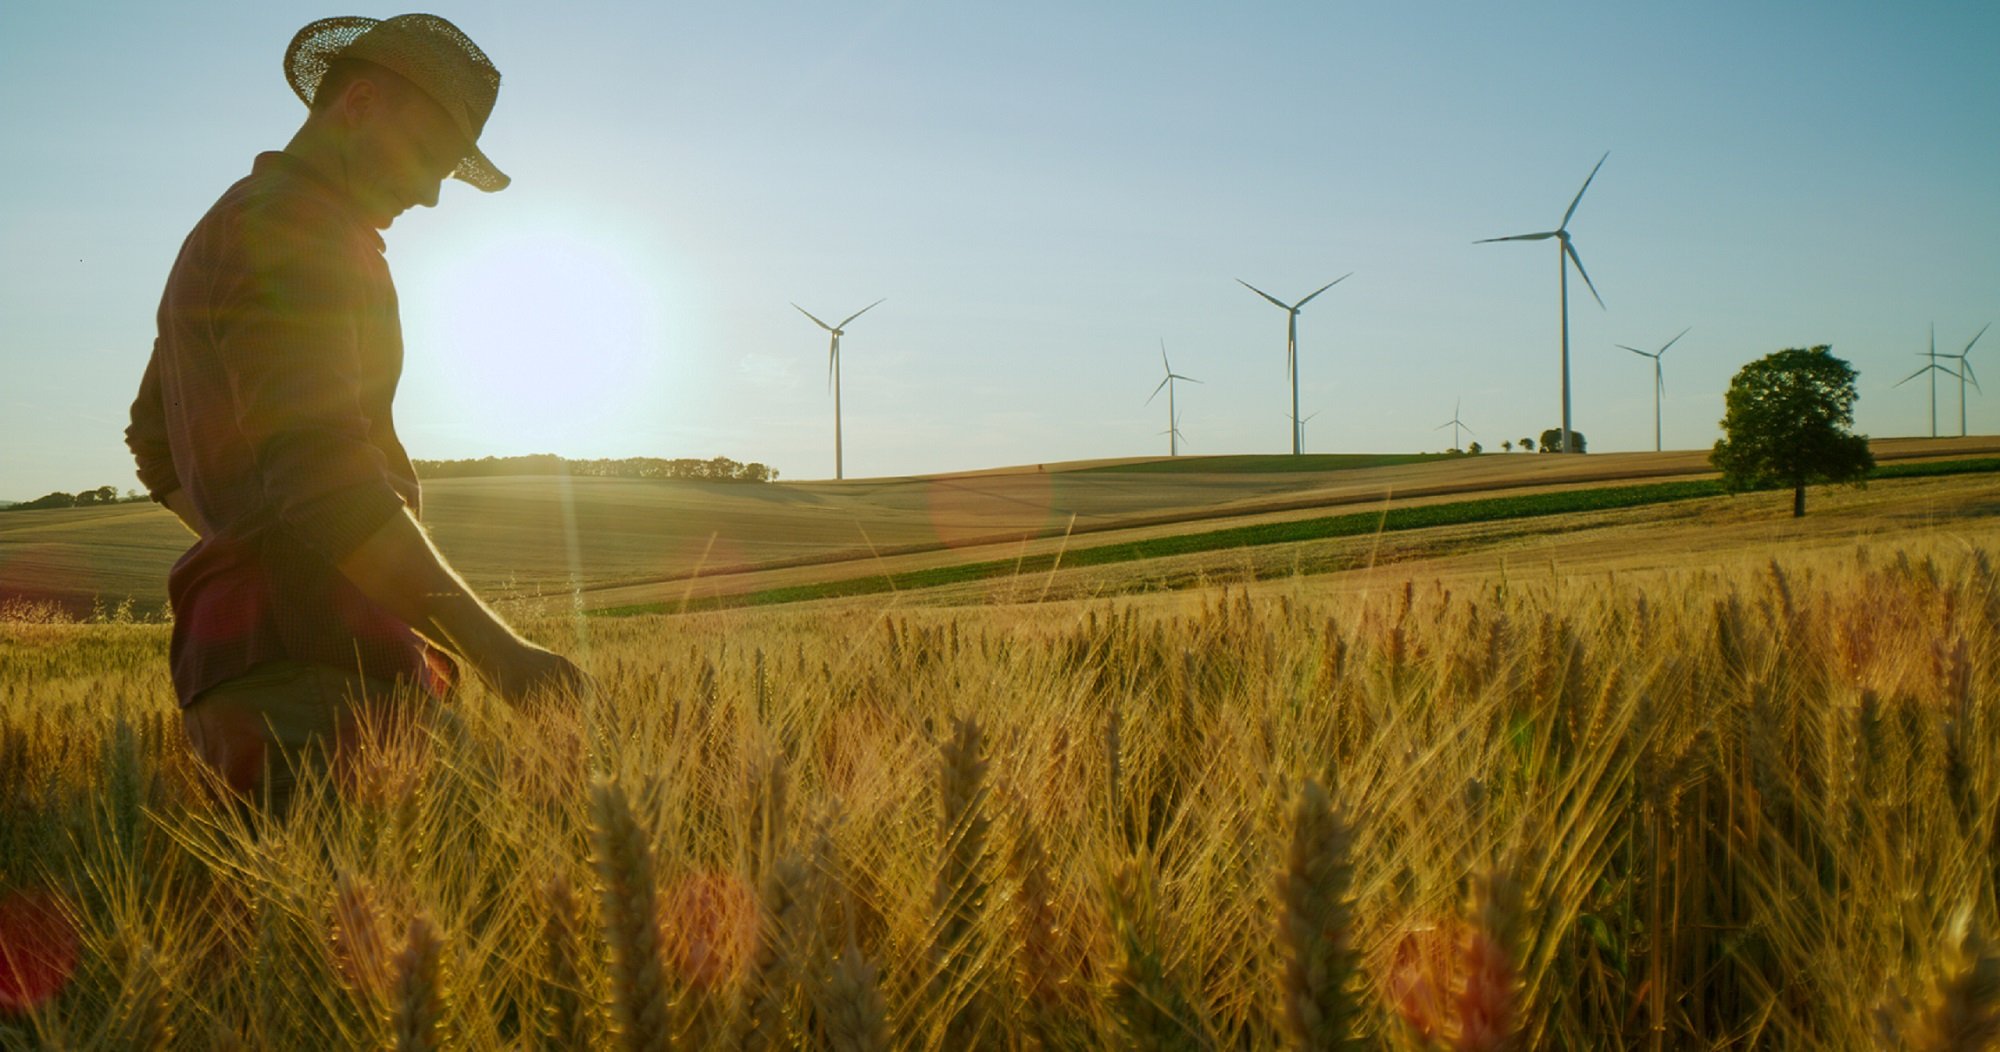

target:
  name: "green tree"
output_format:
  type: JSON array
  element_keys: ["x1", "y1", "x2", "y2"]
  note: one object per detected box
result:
[
  {"x1": 1538, "y1": 428, "x2": 1585, "y2": 453},
  {"x1": 1711, "y1": 345, "x2": 1874, "y2": 517}
]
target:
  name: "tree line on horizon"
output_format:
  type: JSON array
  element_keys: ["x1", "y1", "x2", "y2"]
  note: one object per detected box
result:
[
  {"x1": 411, "y1": 454, "x2": 779, "y2": 483},
  {"x1": 2, "y1": 486, "x2": 146, "y2": 512}
]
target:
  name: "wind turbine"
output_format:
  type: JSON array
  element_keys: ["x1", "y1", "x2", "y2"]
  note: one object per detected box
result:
[
  {"x1": 1616, "y1": 326, "x2": 1689, "y2": 452},
  {"x1": 1293, "y1": 410, "x2": 1321, "y2": 451},
  {"x1": 1434, "y1": 398, "x2": 1474, "y2": 452},
  {"x1": 1938, "y1": 323, "x2": 1990, "y2": 437},
  {"x1": 1148, "y1": 340, "x2": 1201, "y2": 456},
  {"x1": 1237, "y1": 274, "x2": 1350, "y2": 454},
  {"x1": 1477, "y1": 151, "x2": 1609, "y2": 454},
  {"x1": 1895, "y1": 324, "x2": 1960, "y2": 439},
  {"x1": 792, "y1": 298, "x2": 883, "y2": 479}
]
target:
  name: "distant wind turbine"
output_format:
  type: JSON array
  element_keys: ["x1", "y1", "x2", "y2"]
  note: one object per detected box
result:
[
  {"x1": 1237, "y1": 274, "x2": 1350, "y2": 454},
  {"x1": 1434, "y1": 398, "x2": 1475, "y2": 452},
  {"x1": 1291, "y1": 410, "x2": 1321, "y2": 451},
  {"x1": 1148, "y1": 340, "x2": 1201, "y2": 456},
  {"x1": 1478, "y1": 151, "x2": 1609, "y2": 454},
  {"x1": 1938, "y1": 323, "x2": 1989, "y2": 437},
  {"x1": 1616, "y1": 327, "x2": 1689, "y2": 452},
  {"x1": 792, "y1": 298, "x2": 883, "y2": 480},
  {"x1": 1895, "y1": 324, "x2": 1960, "y2": 439}
]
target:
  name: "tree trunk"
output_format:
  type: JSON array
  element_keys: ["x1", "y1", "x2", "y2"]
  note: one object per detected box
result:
[{"x1": 1792, "y1": 483, "x2": 1806, "y2": 518}]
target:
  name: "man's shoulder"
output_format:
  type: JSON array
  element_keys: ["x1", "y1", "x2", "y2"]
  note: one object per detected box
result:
[{"x1": 199, "y1": 153, "x2": 371, "y2": 251}]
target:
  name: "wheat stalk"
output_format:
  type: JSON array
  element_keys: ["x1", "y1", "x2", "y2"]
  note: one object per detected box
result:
[
  {"x1": 1007, "y1": 797, "x2": 1069, "y2": 1009},
  {"x1": 97, "y1": 938, "x2": 172, "y2": 1051},
  {"x1": 391, "y1": 914, "x2": 447, "y2": 1052},
  {"x1": 823, "y1": 936, "x2": 891, "y2": 1052},
  {"x1": 589, "y1": 778, "x2": 675, "y2": 1052},
  {"x1": 1108, "y1": 856, "x2": 1203, "y2": 1051},
  {"x1": 1276, "y1": 777, "x2": 1366, "y2": 1050},
  {"x1": 331, "y1": 869, "x2": 394, "y2": 1002},
  {"x1": 736, "y1": 849, "x2": 817, "y2": 1050},
  {"x1": 932, "y1": 716, "x2": 993, "y2": 1043},
  {"x1": 538, "y1": 872, "x2": 598, "y2": 1049}
]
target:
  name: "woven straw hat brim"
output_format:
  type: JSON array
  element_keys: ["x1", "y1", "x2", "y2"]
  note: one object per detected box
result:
[{"x1": 284, "y1": 14, "x2": 509, "y2": 192}]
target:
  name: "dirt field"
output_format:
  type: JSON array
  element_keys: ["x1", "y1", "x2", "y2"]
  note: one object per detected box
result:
[{"x1": 4, "y1": 436, "x2": 1995, "y2": 615}]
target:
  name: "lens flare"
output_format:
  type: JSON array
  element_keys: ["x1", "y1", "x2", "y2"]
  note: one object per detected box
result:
[
  {"x1": 661, "y1": 870, "x2": 757, "y2": 989},
  {"x1": 0, "y1": 888, "x2": 79, "y2": 1016}
]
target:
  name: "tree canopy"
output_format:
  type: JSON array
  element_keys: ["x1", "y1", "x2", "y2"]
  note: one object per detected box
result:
[
  {"x1": 1538, "y1": 428, "x2": 1585, "y2": 454},
  {"x1": 1711, "y1": 345, "x2": 1874, "y2": 517}
]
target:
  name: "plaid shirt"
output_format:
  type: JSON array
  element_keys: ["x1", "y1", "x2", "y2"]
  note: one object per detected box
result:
[{"x1": 127, "y1": 151, "x2": 453, "y2": 707}]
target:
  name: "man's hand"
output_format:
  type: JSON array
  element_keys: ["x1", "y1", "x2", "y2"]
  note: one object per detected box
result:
[
  {"x1": 478, "y1": 639, "x2": 596, "y2": 709},
  {"x1": 337, "y1": 509, "x2": 594, "y2": 707}
]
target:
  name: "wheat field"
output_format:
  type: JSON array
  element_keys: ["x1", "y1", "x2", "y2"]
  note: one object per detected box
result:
[{"x1": 4, "y1": 531, "x2": 2000, "y2": 1049}]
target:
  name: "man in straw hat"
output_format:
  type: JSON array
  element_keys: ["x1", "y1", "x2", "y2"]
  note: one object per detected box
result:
[{"x1": 125, "y1": 14, "x2": 589, "y2": 814}]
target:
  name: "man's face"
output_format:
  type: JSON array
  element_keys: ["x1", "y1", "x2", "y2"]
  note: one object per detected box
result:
[{"x1": 343, "y1": 77, "x2": 468, "y2": 229}]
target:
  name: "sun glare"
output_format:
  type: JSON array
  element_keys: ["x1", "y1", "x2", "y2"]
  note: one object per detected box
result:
[{"x1": 401, "y1": 211, "x2": 689, "y2": 458}]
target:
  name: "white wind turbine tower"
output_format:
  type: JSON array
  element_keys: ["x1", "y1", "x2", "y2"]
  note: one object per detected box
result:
[
  {"x1": 1938, "y1": 323, "x2": 1990, "y2": 437},
  {"x1": 1478, "y1": 152, "x2": 1609, "y2": 454},
  {"x1": 1435, "y1": 399, "x2": 1474, "y2": 452},
  {"x1": 1148, "y1": 340, "x2": 1200, "y2": 457},
  {"x1": 792, "y1": 298, "x2": 883, "y2": 480},
  {"x1": 1616, "y1": 327, "x2": 1689, "y2": 452},
  {"x1": 1895, "y1": 324, "x2": 1959, "y2": 439},
  {"x1": 1237, "y1": 274, "x2": 1350, "y2": 454}
]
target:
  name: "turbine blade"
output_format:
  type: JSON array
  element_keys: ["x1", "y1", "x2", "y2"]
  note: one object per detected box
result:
[
  {"x1": 1566, "y1": 240, "x2": 1605, "y2": 308},
  {"x1": 1965, "y1": 322, "x2": 1991, "y2": 357},
  {"x1": 1618, "y1": 345, "x2": 1653, "y2": 358},
  {"x1": 827, "y1": 339, "x2": 838, "y2": 392},
  {"x1": 1894, "y1": 364, "x2": 1936, "y2": 387},
  {"x1": 793, "y1": 303, "x2": 835, "y2": 331},
  {"x1": 1435, "y1": 420, "x2": 1453, "y2": 431},
  {"x1": 1475, "y1": 231, "x2": 1559, "y2": 244},
  {"x1": 1295, "y1": 273, "x2": 1352, "y2": 308},
  {"x1": 1160, "y1": 338, "x2": 1171, "y2": 373},
  {"x1": 1236, "y1": 279, "x2": 1290, "y2": 311},
  {"x1": 1657, "y1": 360, "x2": 1666, "y2": 396},
  {"x1": 1171, "y1": 373, "x2": 1203, "y2": 384},
  {"x1": 1963, "y1": 359, "x2": 1982, "y2": 392},
  {"x1": 1561, "y1": 151, "x2": 1609, "y2": 228},
  {"x1": 1658, "y1": 326, "x2": 1691, "y2": 356},
  {"x1": 837, "y1": 298, "x2": 886, "y2": 329},
  {"x1": 1147, "y1": 376, "x2": 1171, "y2": 404}
]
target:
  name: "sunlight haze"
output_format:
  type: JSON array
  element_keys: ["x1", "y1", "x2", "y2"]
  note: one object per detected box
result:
[{"x1": 2, "y1": 0, "x2": 1995, "y2": 498}]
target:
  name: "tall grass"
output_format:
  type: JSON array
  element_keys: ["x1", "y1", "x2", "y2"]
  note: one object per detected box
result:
[{"x1": 3, "y1": 535, "x2": 1999, "y2": 1048}]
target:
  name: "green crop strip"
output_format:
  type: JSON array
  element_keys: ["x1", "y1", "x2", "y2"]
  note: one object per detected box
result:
[{"x1": 596, "y1": 456, "x2": 2000, "y2": 616}]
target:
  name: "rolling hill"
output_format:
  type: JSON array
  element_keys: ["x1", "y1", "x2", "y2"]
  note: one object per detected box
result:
[{"x1": 4, "y1": 436, "x2": 1996, "y2": 617}]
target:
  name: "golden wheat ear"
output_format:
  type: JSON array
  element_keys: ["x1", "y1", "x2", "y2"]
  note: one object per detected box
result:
[
  {"x1": 1276, "y1": 776, "x2": 1368, "y2": 1050},
  {"x1": 588, "y1": 778, "x2": 675, "y2": 1052}
]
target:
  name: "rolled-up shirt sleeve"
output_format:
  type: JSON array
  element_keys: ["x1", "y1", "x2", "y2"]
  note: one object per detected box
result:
[
  {"x1": 213, "y1": 205, "x2": 406, "y2": 562},
  {"x1": 125, "y1": 340, "x2": 182, "y2": 501}
]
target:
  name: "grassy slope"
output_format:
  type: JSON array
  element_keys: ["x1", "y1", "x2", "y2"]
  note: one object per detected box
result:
[{"x1": 5, "y1": 437, "x2": 1997, "y2": 616}]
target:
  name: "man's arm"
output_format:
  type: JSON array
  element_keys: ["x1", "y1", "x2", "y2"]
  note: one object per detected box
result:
[
  {"x1": 337, "y1": 506, "x2": 590, "y2": 706},
  {"x1": 211, "y1": 200, "x2": 586, "y2": 706},
  {"x1": 127, "y1": 340, "x2": 204, "y2": 536}
]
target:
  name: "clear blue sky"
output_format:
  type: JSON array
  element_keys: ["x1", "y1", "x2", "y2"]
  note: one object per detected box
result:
[{"x1": 3, "y1": 1, "x2": 1996, "y2": 497}]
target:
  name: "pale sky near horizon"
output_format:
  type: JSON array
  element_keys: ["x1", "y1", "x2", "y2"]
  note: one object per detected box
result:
[{"x1": 3, "y1": 1, "x2": 1996, "y2": 500}]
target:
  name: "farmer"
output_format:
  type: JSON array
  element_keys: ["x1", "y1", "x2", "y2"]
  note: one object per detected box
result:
[{"x1": 124, "y1": 14, "x2": 589, "y2": 814}]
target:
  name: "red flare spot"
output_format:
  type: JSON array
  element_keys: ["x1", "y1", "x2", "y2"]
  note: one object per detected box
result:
[
  {"x1": 0, "y1": 889, "x2": 79, "y2": 1016},
  {"x1": 661, "y1": 871, "x2": 757, "y2": 989}
]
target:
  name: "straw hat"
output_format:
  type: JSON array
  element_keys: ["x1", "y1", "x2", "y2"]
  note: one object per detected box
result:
[{"x1": 284, "y1": 14, "x2": 509, "y2": 191}]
